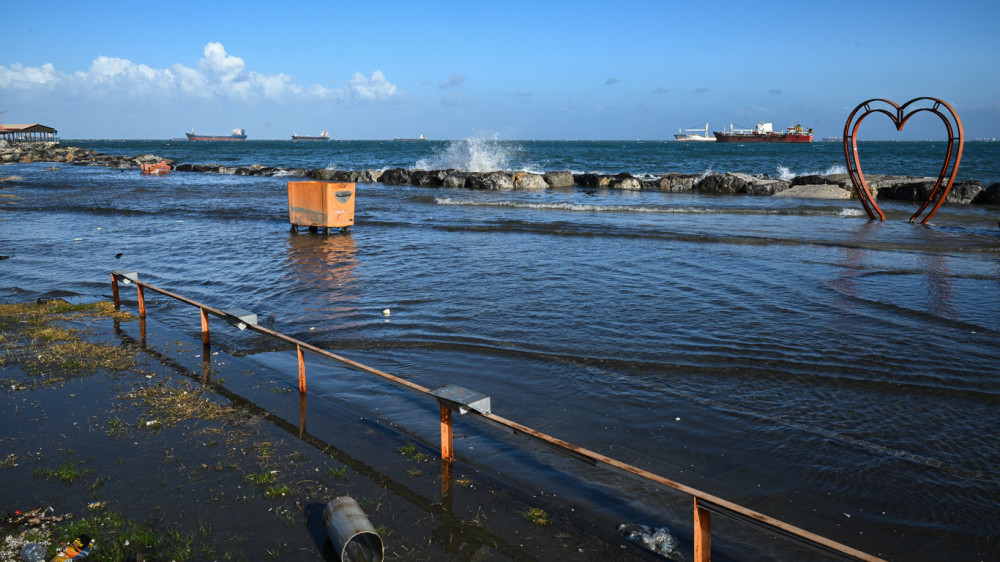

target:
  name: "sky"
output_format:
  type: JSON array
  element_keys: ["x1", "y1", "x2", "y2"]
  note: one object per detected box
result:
[{"x1": 2, "y1": 0, "x2": 998, "y2": 140}]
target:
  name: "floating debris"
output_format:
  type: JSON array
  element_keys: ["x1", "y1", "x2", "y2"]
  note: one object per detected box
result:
[{"x1": 618, "y1": 523, "x2": 680, "y2": 559}]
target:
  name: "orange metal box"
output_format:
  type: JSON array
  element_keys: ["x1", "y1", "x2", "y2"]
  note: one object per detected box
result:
[{"x1": 287, "y1": 181, "x2": 355, "y2": 228}]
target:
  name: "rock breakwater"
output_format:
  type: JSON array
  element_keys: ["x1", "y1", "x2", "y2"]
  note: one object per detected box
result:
[{"x1": 3, "y1": 141, "x2": 999, "y2": 205}]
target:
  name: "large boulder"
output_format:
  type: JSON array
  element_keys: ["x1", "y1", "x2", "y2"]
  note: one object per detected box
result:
[
  {"x1": 468, "y1": 171, "x2": 515, "y2": 190},
  {"x1": 791, "y1": 174, "x2": 851, "y2": 188},
  {"x1": 945, "y1": 180, "x2": 983, "y2": 204},
  {"x1": 696, "y1": 172, "x2": 749, "y2": 194},
  {"x1": 607, "y1": 173, "x2": 642, "y2": 190},
  {"x1": 410, "y1": 169, "x2": 450, "y2": 187},
  {"x1": 644, "y1": 173, "x2": 697, "y2": 192},
  {"x1": 744, "y1": 178, "x2": 792, "y2": 196},
  {"x1": 442, "y1": 173, "x2": 471, "y2": 188},
  {"x1": 573, "y1": 173, "x2": 603, "y2": 188},
  {"x1": 774, "y1": 184, "x2": 853, "y2": 199},
  {"x1": 513, "y1": 172, "x2": 548, "y2": 189},
  {"x1": 359, "y1": 169, "x2": 382, "y2": 183},
  {"x1": 977, "y1": 183, "x2": 1000, "y2": 205},
  {"x1": 871, "y1": 176, "x2": 933, "y2": 200},
  {"x1": 308, "y1": 168, "x2": 339, "y2": 180},
  {"x1": 543, "y1": 171, "x2": 574, "y2": 188},
  {"x1": 379, "y1": 167, "x2": 410, "y2": 185}
]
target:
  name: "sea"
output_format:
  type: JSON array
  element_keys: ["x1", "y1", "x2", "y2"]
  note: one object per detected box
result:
[{"x1": 2, "y1": 138, "x2": 998, "y2": 561}]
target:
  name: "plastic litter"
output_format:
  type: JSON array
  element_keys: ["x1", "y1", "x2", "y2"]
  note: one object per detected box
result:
[
  {"x1": 618, "y1": 523, "x2": 680, "y2": 558},
  {"x1": 50, "y1": 534, "x2": 95, "y2": 561},
  {"x1": 19, "y1": 543, "x2": 46, "y2": 562}
]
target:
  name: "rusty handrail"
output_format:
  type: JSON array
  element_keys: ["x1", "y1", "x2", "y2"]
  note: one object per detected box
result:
[{"x1": 110, "y1": 271, "x2": 885, "y2": 562}]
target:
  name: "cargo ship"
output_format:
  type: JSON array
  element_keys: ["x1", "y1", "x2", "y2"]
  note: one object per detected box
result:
[
  {"x1": 186, "y1": 128, "x2": 247, "y2": 141},
  {"x1": 713, "y1": 122, "x2": 813, "y2": 143},
  {"x1": 291, "y1": 130, "x2": 330, "y2": 141},
  {"x1": 393, "y1": 134, "x2": 427, "y2": 140},
  {"x1": 674, "y1": 124, "x2": 716, "y2": 142}
]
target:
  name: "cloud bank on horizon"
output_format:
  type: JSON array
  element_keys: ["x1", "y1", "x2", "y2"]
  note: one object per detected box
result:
[{"x1": 0, "y1": 42, "x2": 396, "y2": 103}]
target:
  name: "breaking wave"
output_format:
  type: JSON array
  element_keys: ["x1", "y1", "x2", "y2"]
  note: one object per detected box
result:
[
  {"x1": 415, "y1": 135, "x2": 539, "y2": 173},
  {"x1": 776, "y1": 164, "x2": 848, "y2": 181}
]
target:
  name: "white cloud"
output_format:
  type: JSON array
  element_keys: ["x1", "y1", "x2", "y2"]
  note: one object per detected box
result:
[
  {"x1": 198, "y1": 42, "x2": 246, "y2": 84},
  {"x1": 0, "y1": 43, "x2": 397, "y2": 103},
  {"x1": 439, "y1": 72, "x2": 466, "y2": 90},
  {"x1": 345, "y1": 70, "x2": 397, "y2": 101},
  {"x1": 0, "y1": 62, "x2": 61, "y2": 90}
]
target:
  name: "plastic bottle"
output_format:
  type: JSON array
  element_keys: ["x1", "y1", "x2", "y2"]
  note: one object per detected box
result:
[{"x1": 18, "y1": 543, "x2": 46, "y2": 562}]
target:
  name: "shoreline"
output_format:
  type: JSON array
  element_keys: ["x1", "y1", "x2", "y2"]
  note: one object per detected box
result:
[
  {"x1": 1, "y1": 299, "x2": 661, "y2": 561},
  {"x1": 3, "y1": 140, "x2": 999, "y2": 206}
]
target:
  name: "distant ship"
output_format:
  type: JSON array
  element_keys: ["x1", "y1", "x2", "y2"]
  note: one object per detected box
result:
[
  {"x1": 713, "y1": 122, "x2": 813, "y2": 143},
  {"x1": 674, "y1": 124, "x2": 716, "y2": 142},
  {"x1": 394, "y1": 134, "x2": 427, "y2": 140},
  {"x1": 291, "y1": 130, "x2": 330, "y2": 141},
  {"x1": 186, "y1": 128, "x2": 247, "y2": 141},
  {"x1": 821, "y1": 136, "x2": 843, "y2": 142}
]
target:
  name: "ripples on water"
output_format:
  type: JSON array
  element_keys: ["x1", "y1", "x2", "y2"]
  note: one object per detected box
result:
[{"x1": 2, "y1": 139, "x2": 998, "y2": 560}]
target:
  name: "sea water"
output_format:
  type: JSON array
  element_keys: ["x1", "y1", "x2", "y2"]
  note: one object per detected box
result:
[{"x1": 1, "y1": 138, "x2": 998, "y2": 560}]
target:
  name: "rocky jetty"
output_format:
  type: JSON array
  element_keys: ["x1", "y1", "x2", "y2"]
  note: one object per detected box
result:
[{"x1": 3, "y1": 141, "x2": 999, "y2": 205}]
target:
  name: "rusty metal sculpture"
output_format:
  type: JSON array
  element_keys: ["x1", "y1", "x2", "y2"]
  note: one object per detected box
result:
[{"x1": 843, "y1": 97, "x2": 964, "y2": 225}]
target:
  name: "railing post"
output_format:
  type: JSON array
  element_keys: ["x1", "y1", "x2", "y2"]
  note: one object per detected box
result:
[
  {"x1": 297, "y1": 345, "x2": 307, "y2": 393},
  {"x1": 440, "y1": 405, "x2": 454, "y2": 462},
  {"x1": 694, "y1": 497, "x2": 711, "y2": 562},
  {"x1": 200, "y1": 307, "x2": 210, "y2": 346},
  {"x1": 111, "y1": 273, "x2": 120, "y2": 310},
  {"x1": 136, "y1": 284, "x2": 146, "y2": 318}
]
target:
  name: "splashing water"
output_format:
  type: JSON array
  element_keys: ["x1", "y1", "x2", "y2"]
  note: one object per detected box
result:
[
  {"x1": 776, "y1": 164, "x2": 848, "y2": 181},
  {"x1": 415, "y1": 135, "x2": 528, "y2": 173}
]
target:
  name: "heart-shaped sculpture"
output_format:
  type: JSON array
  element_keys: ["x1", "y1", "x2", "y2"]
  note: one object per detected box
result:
[{"x1": 843, "y1": 97, "x2": 964, "y2": 225}]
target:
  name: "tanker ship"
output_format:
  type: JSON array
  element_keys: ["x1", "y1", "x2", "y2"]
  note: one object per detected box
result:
[{"x1": 713, "y1": 122, "x2": 813, "y2": 143}]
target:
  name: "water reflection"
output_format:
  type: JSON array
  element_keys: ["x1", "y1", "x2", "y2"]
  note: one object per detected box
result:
[{"x1": 283, "y1": 233, "x2": 360, "y2": 324}]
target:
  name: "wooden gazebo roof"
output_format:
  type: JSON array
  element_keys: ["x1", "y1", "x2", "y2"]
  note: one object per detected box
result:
[{"x1": 0, "y1": 124, "x2": 57, "y2": 134}]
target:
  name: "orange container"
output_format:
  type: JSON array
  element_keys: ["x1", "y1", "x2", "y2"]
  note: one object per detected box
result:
[{"x1": 287, "y1": 181, "x2": 355, "y2": 229}]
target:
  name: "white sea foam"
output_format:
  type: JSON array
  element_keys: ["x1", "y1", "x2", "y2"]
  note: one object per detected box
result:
[
  {"x1": 838, "y1": 208, "x2": 867, "y2": 217},
  {"x1": 434, "y1": 197, "x2": 754, "y2": 215},
  {"x1": 416, "y1": 134, "x2": 539, "y2": 173},
  {"x1": 776, "y1": 164, "x2": 848, "y2": 181}
]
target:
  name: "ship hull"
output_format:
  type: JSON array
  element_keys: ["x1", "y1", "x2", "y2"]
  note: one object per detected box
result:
[
  {"x1": 673, "y1": 134, "x2": 716, "y2": 142},
  {"x1": 291, "y1": 136, "x2": 329, "y2": 141},
  {"x1": 186, "y1": 133, "x2": 247, "y2": 141},
  {"x1": 713, "y1": 132, "x2": 813, "y2": 143}
]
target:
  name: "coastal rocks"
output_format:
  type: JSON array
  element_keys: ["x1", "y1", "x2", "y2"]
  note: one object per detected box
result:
[
  {"x1": 543, "y1": 171, "x2": 574, "y2": 188},
  {"x1": 791, "y1": 174, "x2": 852, "y2": 188},
  {"x1": 774, "y1": 184, "x2": 853, "y2": 199},
  {"x1": 572, "y1": 173, "x2": 607, "y2": 188},
  {"x1": 310, "y1": 168, "x2": 368, "y2": 182},
  {"x1": 410, "y1": 169, "x2": 454, "y2": 187},
  {"x1": 468, "y1": 171, "x2": 515, "y2": 190},
  {"x1": 945, "y1": 180, "x2": 983, "y2": 204},
  {"x1": 644, "y1": 173, "x2": 697, "y2": 192},
  {"x1": 442, "y1": 173, "x2": 471, "y2": 188},
  {"x1": 744, "y1": 178, "x2": 791, "y2": 196},
  {"x1": 513, "y1": 171, "x2": 547, "y2": 189},
  {"x1": 0, "y1": 142, "x2": 102, "y2": 164},
  {"x1": 379, "y1": 168, "x2": 411, "y2": 185},
  {"x1": 980, "y1": 183, "x2": 1000, "y2": 205},
  {"x1": 607, "y1": 173, "x2": 642, "y2": 190},
  {"x1": 696, "y1": 172, "x2": 750, "y2": 194},
  {"x1": 4, "y1": 142, "x2": 998, "y2": 210}
]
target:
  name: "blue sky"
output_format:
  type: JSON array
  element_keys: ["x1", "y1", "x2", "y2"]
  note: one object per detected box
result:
[{"x1": 2, "y1": 0, "x2": 997, "y2": 140}]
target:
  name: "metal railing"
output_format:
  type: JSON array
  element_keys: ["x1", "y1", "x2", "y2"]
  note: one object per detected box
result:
[{"x1": 110, "y1": 270, "x2": 885, "y2": 562}]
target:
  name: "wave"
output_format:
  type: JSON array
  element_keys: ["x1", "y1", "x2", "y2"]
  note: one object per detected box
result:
[
  {"x1": 415, "y1": 134, "x2": 540, "y2": 173},
  {"x1": 432, "y1": 197, "x2": 864, "y2": 218},
  {"x1": 776, "y1": 164, "x2": 848, "y2": 181}
]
